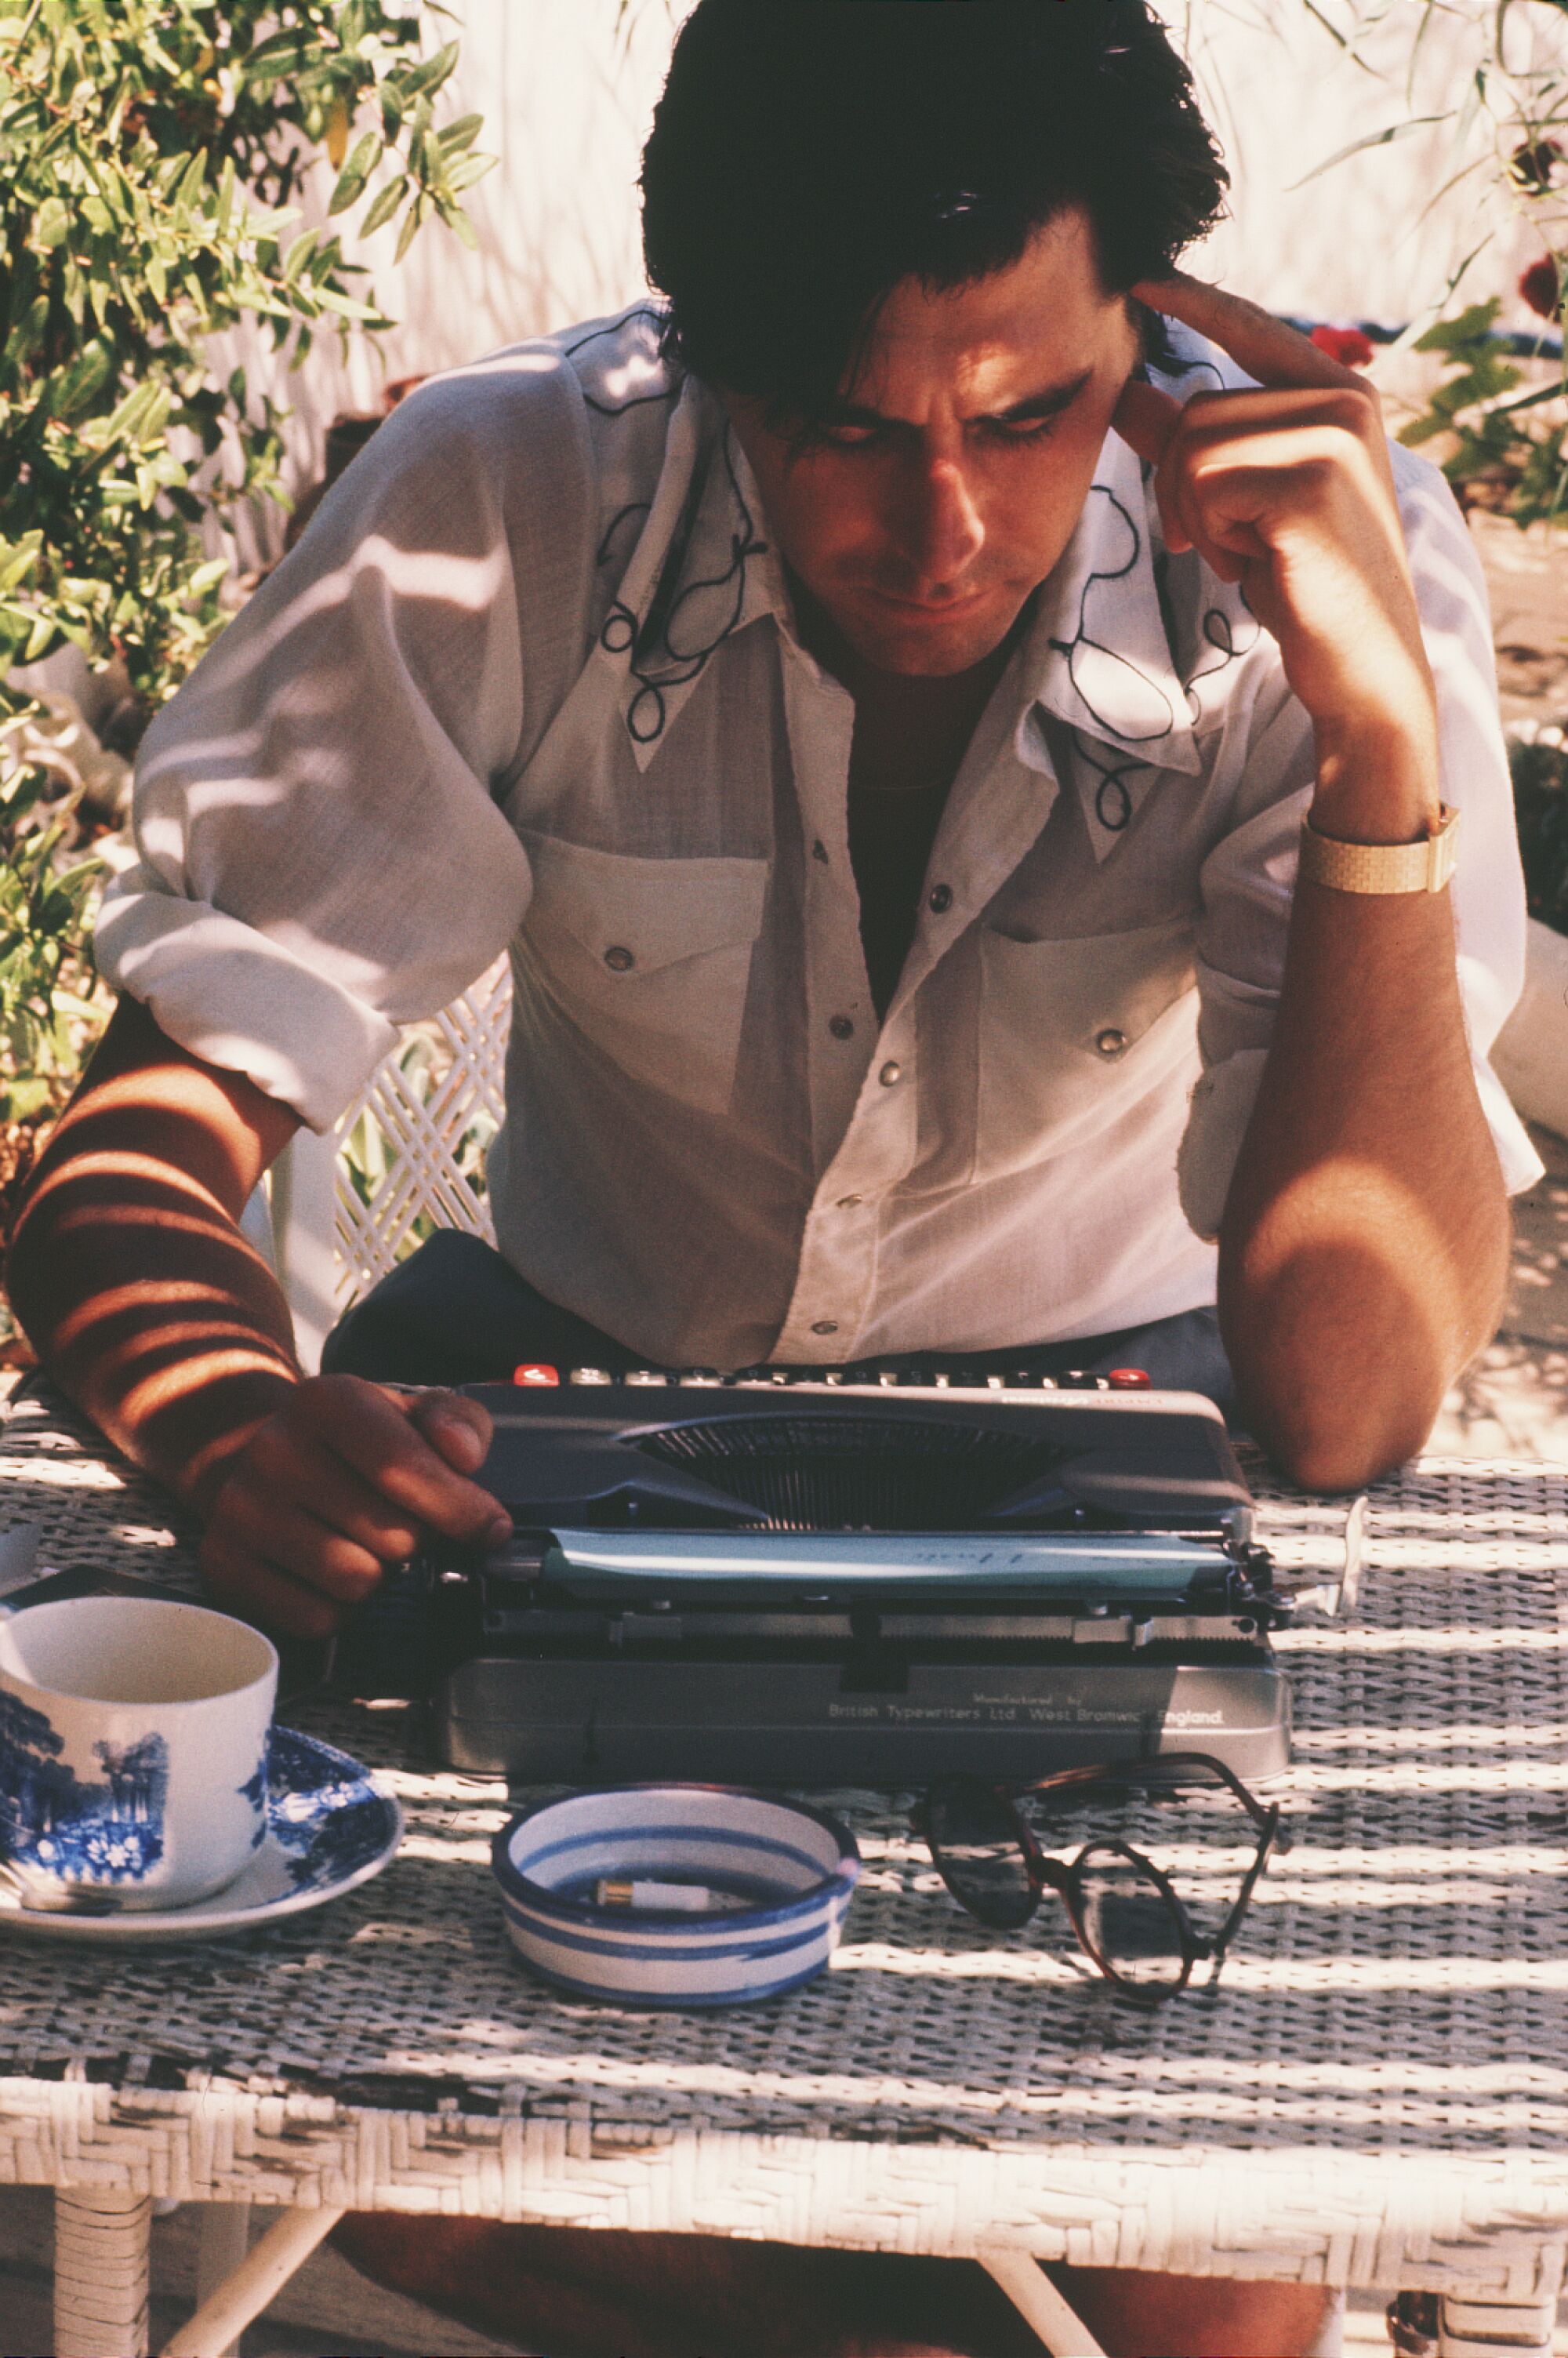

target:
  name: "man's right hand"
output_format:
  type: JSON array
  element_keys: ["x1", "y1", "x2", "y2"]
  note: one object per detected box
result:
[{"x1": 198, "y1": 1376, "x2": 514, "y2": 1639}]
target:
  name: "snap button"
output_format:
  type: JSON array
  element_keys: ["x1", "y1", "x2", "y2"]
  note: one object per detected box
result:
[
  {"x1": 837, "y1": 1194, "x2": 862, "y2": 1210},
  {"x1": 811, "y1": 1319, "x2": 840, "y2": 1337},
  {"x1": 927, "y1": 884, "x2": 953, "y2": 915},
  {"x1": 1095, "y1": 1027, "x2": 1129, "y2": 1059},
  {"x1": 879, "y1": 1061, "x2": 902, "y2": 1088},
  {"x1": 604, "y1": 945, "x2": 636, "y2": 973},
  {"x1": 829, "y1": 1015, "x2": 855, "y2": 1041}
]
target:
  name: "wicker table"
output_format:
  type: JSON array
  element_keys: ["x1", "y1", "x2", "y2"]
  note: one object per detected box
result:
[{"x1": 2, "y1": 1384, "x2": 1566, "y2": 2358}]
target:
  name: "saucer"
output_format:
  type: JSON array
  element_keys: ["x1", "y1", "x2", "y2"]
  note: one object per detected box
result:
[{"x1": 0, "y1": 1728, "x2": 402, "y2": 1942}]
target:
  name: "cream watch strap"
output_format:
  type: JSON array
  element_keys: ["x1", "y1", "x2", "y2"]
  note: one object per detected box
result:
[{"x1": 1300, "y1": 803, "x2": 1459, "y2": 895}]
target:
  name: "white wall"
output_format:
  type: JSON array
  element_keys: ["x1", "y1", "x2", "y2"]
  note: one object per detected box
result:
[
  {"x1": 243, "y1": 0, "x2": 1563, "y2": 543},
  {"x1": 1158, "y1": 0, "x2": 1552, "y2": 329}
]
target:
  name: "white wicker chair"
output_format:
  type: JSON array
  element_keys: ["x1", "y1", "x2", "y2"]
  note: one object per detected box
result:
[{"x1": 266, "y1": 961, "x2": 511, "y2": 1372}]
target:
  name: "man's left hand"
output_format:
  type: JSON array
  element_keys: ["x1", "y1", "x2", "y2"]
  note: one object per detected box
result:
[{"x1": 1113, "y1": 274, "x2": 1439, "y2": 841}]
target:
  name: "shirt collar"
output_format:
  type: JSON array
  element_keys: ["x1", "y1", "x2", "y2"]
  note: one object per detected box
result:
[
  {"x1": 608, "y1": 381, "x2": 1209, "y2": 822},
  {"x1": 606, "y1": 378, "x2": 779, "y2": 770},
  {"x1": 1011, "y1": 422, "x2": 1206, "y2": 859}
]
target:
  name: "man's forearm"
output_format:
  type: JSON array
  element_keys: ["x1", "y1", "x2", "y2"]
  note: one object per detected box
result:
[
  {"x1": 7, "y1": 1001, "x2": 304, "y2": 1512},
  {"x1": 1218, "y1": 743, "x2": 1509, "y2": 1489}
]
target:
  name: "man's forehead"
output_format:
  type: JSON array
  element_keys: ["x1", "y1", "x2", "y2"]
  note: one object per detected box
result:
[{"x1": 841, "y1": 211, "x2": 1127, "y2": 412}]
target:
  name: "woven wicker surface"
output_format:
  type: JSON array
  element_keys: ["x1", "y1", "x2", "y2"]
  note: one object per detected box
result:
[{"x1": 2, "y1": 1383, "x2": 1567, "y2": 2280}]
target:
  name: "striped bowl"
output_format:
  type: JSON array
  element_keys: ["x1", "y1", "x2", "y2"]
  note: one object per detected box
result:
[{"x1": 491, "y1": 1785, "x2": 861, "y2": 2008}]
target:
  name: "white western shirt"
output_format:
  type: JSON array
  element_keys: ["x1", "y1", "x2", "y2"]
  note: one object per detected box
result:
[{"x1": 97, "y1": 306, "x2": 1541, "y2": 1366}]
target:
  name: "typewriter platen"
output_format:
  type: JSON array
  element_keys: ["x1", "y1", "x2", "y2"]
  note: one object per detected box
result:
[{"x1": 336, "y1": 1365, "x2": 1330, "y2": 1786}]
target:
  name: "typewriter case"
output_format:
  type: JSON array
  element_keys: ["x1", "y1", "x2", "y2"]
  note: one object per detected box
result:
[{"x1": 335, "y1": 1375, "x2": 1301, "y2": 1785}]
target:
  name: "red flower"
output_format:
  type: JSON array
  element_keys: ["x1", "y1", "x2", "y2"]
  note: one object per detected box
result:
[
  {"x1": 1310, "y1": 325, "x2": 1375, "y2": 369},
  {"x1": 1519, "y1": 256, "x2": 1563, "y2": 322}
]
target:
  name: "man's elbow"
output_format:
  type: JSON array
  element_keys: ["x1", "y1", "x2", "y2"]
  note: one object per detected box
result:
[
  {"x1": 1239, "y1": 1327, "x2": 1491, "y2": 1495},
  {"x1": 1259, "y1": 1408, "x2": 1431, "y2": 1497}
]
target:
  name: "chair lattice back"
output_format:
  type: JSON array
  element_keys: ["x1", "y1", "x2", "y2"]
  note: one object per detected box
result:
[
  {"x1": 271, "y1": 962, "x2": 511, "y2": 1372},
  {"x1": 335, "y1": 965, "x2": 510, "y2": 1292}
]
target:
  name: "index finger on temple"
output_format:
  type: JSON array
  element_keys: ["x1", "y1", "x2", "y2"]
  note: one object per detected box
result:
[{"x1": 1132, "y1": 271, "x2": 1365, "y2": 392}]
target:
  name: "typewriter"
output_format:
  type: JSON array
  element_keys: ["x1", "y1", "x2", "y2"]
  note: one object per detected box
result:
[{"x1": 335, "y1": 1364, "x2": 1340, "y2": 1786}]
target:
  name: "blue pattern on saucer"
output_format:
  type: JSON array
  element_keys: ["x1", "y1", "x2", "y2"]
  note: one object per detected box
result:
[
  {"x1": 267, "y1": 1726, "x2": 393, "y2": 1887},
  {"x1": 238, "y1": 1745, "x2": 268, "y2": 1846}
]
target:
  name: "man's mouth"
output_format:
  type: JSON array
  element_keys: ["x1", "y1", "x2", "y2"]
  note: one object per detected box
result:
[{"x1": 864, "y1": 586, "x2": 990, "y2": 617}]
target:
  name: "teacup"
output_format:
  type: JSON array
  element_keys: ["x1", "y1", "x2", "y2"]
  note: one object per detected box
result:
[{"x1": 0, "y1": 1596, "x2": 278, "y2": 1911}]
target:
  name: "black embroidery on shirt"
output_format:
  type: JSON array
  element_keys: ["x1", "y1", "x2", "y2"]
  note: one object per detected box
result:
[
  {"x1": 628, "y1": 681, "x2": 667, "y2": 745},
  {"x1": 1065, "y1": 732, "x2": 1152, "y2": 835},
  {"x1": 1036, "y1": 337, "x2": 1257, "y2": 838},
  {"x1": 1184, "y1": 592, "x2": 1262, "y2": 707},
  {"x1": 613, "y1": 424, "x2": 771, "y2": 750},
  {"x1": 1047, "y1": 487, "x2": 1182, "y2": 747},
  {"x1": 1096, "y1": 772, "x2": 1134, "y2": 832},
  {"x1": 601, "y1": 602, "x2": 637, "y2": 656},
  {"x1": 597, "y1": 503, "x2": 652, "y2": 570},
  {"x1": 565, "y1": 309, "x2": 681, "y2": 416}
]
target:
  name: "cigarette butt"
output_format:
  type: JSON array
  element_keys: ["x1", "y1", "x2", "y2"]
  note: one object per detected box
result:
[{"x1": 594, "y1": 1878, "x2": 722, "y2": 1913}]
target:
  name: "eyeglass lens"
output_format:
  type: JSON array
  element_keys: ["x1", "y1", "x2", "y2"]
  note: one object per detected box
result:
[
  {"x1": 1070, "y1": 1843, "x2": 1190, "y2": 1994},
  {"x1": 924, "y1": 1778, "x2": 1038, "y2": 1930}
]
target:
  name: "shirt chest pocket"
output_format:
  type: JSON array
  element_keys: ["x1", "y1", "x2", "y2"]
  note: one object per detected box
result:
[
  {"x1": 517, "y1": 834, "x2": 769, "y2": 1117},
  {"x1": 975, "y1": 913, "x2": 1200, "y2": 1179}
]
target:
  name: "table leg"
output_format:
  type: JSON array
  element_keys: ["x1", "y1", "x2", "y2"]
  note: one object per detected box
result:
[
  {"x1": 158, "y1": 2204, "x2": 346, "y2": 2358},
  {"x1": 54, "y1": 2185, "x2": 153, "y2": 2358},
  {"x1": 194, "y1": 2204, "x2": 253, "y2": 2358},
  {"x1": 1392, "y1": 2256, "x2": 1564, "y2": 2358},
  {"x1": 980, "y1": 2252, "x2": 1107, "y2": 2356},
  {"x1": 1436, "y1": 2291, "x2": 1559, "y2": 2356}
]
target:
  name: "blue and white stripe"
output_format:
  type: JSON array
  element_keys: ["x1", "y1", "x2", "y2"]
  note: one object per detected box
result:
[{"x1": 492, "y1": 1785, "x2": 860, "y2": 2008}]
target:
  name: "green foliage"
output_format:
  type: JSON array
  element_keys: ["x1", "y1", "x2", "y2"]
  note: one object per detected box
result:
[
  {"x1": 0, "y1": 0, "x2": 492, "y2": 1157},
  {"x1": 0, "y1": 751, "x2": 100, "y2": 1124},
  {"x1": 1279, "y1": 4, "x2": 1568, "y2": 524},
  {"x1": 0, "y1": 0, "x2": 494, "y2": 700},
  {"x1": 1511, "y1": 736, "x2": 1568, "y2": 935},
  {"x1": 1399, "y1": 298, "x2": 1568, "y2": 528}
]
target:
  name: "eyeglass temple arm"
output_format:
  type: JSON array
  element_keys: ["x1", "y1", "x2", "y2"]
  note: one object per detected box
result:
[{"x1": 1022, "y1": 1751, "x2": 1280, "y2": 1839}]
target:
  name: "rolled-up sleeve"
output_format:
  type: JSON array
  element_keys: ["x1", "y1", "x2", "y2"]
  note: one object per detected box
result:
[
  {"x1": 1178, "y1": 445, "x2": 1543, "y2": 1241},
  {"x1": 96, "y1": 376, "x2": 542, "y2": 1132}
]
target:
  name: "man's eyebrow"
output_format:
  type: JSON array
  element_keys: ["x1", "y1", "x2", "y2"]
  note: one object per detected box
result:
[
  {"x1": 990, "y1": 368, "x2": 1097, "y2": 423},
  {"x1": 823, "y1": 368, "x2": 1096, "y2": 428}
]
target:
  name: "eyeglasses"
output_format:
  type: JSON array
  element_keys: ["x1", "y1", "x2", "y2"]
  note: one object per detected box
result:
[{"x1": 919, "y1": 1752, "x2": 1285, "y2": 2004}]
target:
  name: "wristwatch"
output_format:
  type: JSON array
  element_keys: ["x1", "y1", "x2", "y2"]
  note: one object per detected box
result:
[{"x1": 1299, "y1": 804, "x2": 1459, "y2": 895}]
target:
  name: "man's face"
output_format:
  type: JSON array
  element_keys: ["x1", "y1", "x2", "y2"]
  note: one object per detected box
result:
[{"x1": 724, "y1": 209, "x2": 1142, "y2": 678}]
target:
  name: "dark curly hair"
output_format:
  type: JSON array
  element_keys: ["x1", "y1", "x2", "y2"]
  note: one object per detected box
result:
[{"x1": 641, "y1": 1, "x2": 1229, "y2": 420}]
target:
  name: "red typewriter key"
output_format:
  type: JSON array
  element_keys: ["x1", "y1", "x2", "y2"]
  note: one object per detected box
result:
[
  {"x1": 1107, "y1": 1368, "x2": 1152, "y2": 1390},
  {"x1": 513, "y1": 1364, "x2": 561, "y2": 1387}
]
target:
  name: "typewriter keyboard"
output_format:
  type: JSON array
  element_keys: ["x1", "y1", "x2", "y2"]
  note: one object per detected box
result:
[{"x1": 511, "y1": 1364, "x2": 1153, "y2": 1393}]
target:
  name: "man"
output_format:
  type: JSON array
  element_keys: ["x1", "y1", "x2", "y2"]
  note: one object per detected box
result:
[{"x1": 7, "y1": 5, "x2": 1537, "y2": 2352}]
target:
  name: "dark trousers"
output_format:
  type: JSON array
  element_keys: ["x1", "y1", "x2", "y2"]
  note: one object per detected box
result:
[{"x1": 321, "y1": 1230, "x2": 1235, "y2": 1409}]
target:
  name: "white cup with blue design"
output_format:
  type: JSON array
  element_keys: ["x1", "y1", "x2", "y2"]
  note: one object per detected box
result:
[{"x1": 0, "y1": 1596, "x2": 278, "y2": 1911}]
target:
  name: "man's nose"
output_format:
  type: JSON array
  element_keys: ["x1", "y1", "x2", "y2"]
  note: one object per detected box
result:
[{"x1": 895, "y1": 456, "x2": 985, "y2": 590}]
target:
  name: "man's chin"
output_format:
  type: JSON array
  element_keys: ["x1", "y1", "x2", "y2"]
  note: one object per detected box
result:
[{"x1": 837, "y1": 590, "x2": 1022, "y2": 678}]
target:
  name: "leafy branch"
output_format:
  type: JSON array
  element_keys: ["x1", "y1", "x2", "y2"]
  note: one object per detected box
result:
[{"x1": 0, "y1": 0, "x2": 493, "y2": 1155}]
